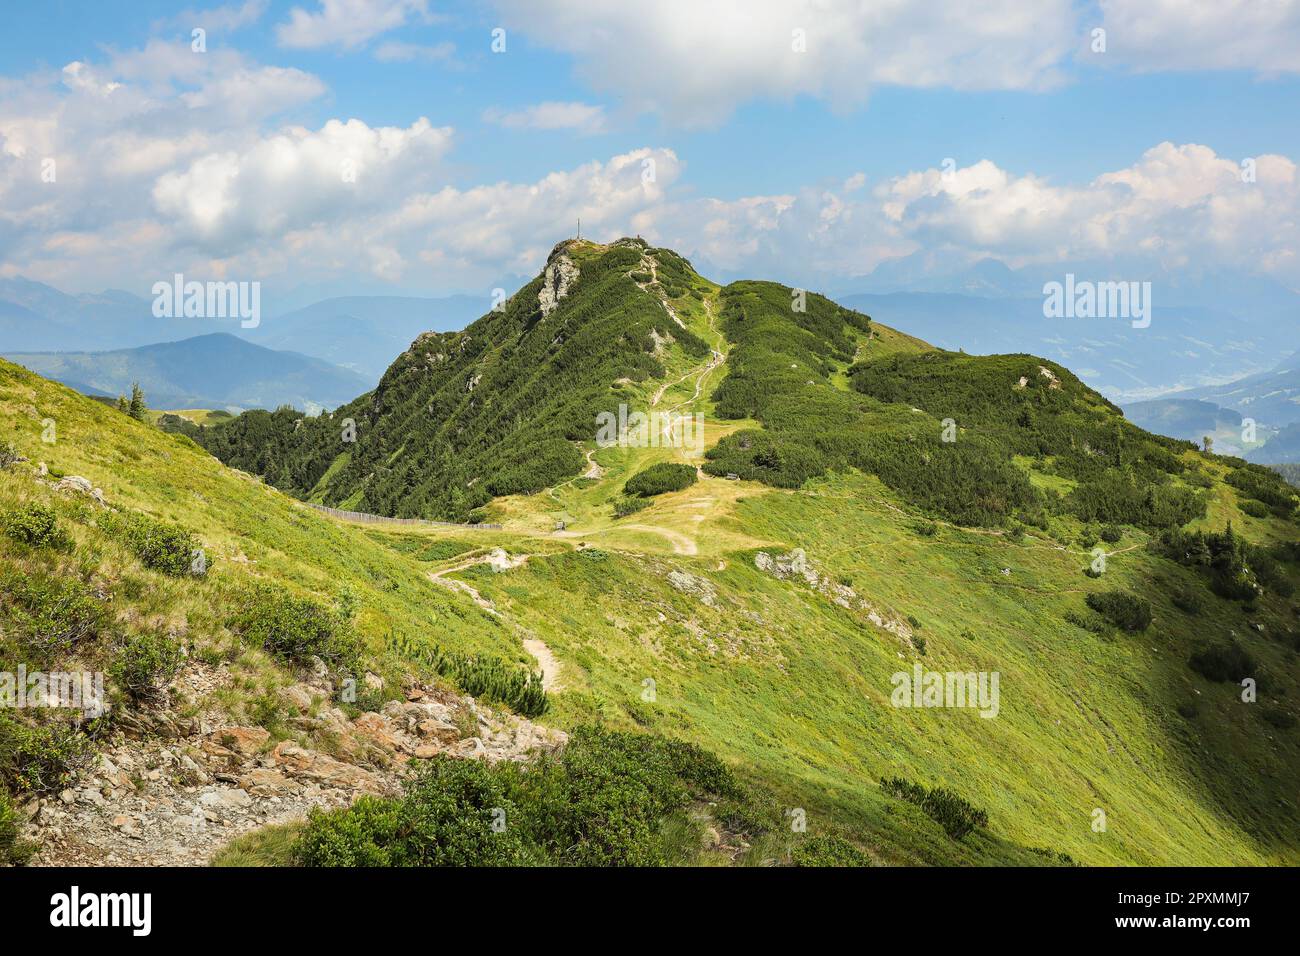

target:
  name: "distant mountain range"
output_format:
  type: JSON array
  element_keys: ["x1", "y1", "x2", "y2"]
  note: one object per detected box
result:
[
  {"x1": 0, "y1": 277, "x2": 483, "y2": 383},
  {"x1": 1121, "y1": 350, "x2": 1300, "y2": 462},
  {"x1": 1177, "y1": 350, "x2": 1300, "y2": 426},
  {"x1": 5, "y1": 266, "x2": 1296, "y2": 416},
  {"x1": 834, "y1": 291, "x2": 1290, "y2": 406},
  {"x1": 829, "y1": 258, "x2": 1300, "y2": 405},
  {"x1": 1254, "y1": 423, "x2": 1300, "y2": 464},
  {"x1": 2, "y1": 333, "x2": 371, "y2": 412}
]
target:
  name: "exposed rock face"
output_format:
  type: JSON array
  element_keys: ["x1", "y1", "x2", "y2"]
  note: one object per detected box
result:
[
  {"x1": 539, "y1": 252, "x2": 579, "y2": 317},
  {"x1": 55, "y1": 475, "x2": 105, "y2": 505},
  {"x1": 486, "y1": 547, "x2": 527, "y2": 572},
  {"x1": 754, "y1": 548, "x2": 912, "y2": 638},
  {"x1": 667, "y1": 569, "x2": 718, "y2": 607},
  {"x1": 23, "y1": 663, "x2": 567, "y2": 867}
]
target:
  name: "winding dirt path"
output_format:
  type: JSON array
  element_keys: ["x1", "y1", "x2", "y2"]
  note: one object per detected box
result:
[
  {"x1": 426, "y1": 549, "x2": 536, "y2": 614},
  {"x1": 522, "y1": 638, "x2": 564, "y2": 692}
]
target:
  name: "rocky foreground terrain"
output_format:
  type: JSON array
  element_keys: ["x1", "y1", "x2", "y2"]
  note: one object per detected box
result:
[{"x1": 24, "y1": 662, "x2": 565, "y2": 866}]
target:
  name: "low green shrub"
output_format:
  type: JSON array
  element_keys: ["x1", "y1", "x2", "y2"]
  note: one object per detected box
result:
[
  {"x1": 111, "y1": 631, "x2": 183, "y2": 702},
  {"x1": 1261, "y1": 706, "x2": 1296, "y2": 730},
  {"x1": 791, "y1": 833, "x2": 872, "y2": 867},
  {"x1": 0, "y1": 791, "x2": 36, "y2": 866},
  {"x1": 714, "y1": 783, "x2": 785, "y2": 837},
  {"x1": 1064, "y1": 609, "x2": 1109, "y2": 634},
  {"x1": 613, "y1": 496, "x2": 651, "y2": 518},
  {"x1": 0, "y1": 714, "x2": 93, "y2": 795},
  {"x1": 295, "y1": 758, "x2": 528, "y2": 866},
  {"x1": 0, "y1": 570, "x2": 109, "y2": 662},
  {"x1": 1239, "y1": 499, "x2": 1270, "y2": 519},
  {"x1": 101, "y1": 510, "x2": 205, "y2": 576},
  {"x1": 228, "y1": 585, "x2": 358, "y2": 669},
  {"x1": 880, "y1": 776, "x2": 989, "y2": 841},
  {"x1": 1085, "y1": 590, "x2": 1152, "y2": 632},
  {"x1": 432, "y1": 647, "x2": 545, "y2": 717},
  {"x1": 1172, "y1": 588, "x2": 1205, "y2": 615},
  {"x1": 1249, "y1": 546, "x2": 1295, "y2": 599},
  {"x1": 294, "y1": 727, "x2": 751, "y2": 867},
  {"x1": 1, "y1": 503, "x2": 72, "y2": 551},
  {"x1": 1100, "y1": 525, "x2": 1122, "y2": 543},
  {"x1": 624, "y1": 462, "x2": 698, "y2": 498},
  {"x1": 1188, "y1": 641, "x2": 1256, "y2": 683},
  {"x1": 385, "y1": 633, "x2": 546, "y2": 717}
]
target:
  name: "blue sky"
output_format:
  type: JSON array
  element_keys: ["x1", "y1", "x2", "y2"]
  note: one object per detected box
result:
[{"x1": 1, "y1": 0, "x2": 1299, "y2": 302}]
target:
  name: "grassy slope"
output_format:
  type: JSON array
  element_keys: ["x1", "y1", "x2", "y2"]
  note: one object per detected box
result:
[
  {"x1": 448, "y1": 418, "x2": 1300, "y2": 865},
  {"x1": 431, "y1": 267, "x2": 1298, "y2": 865},
  {"x1": 0, "y1": 358, "x2": 534, "y2": 688},
  {"x1": 3, "y1": 240, "x2": 1297, "y2": 866}
]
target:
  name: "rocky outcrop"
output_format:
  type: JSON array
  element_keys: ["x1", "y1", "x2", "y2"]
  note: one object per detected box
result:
[
  {"x1": 539, "y1": 253, "x2": 579, "y2": 317},
  {"x1": 55, "y1": 475, "x2": 106, "y2": 505},
  {"x1": 754, "y1": 548, "x2": 913, "y2": 639},
  {"x1": 23, "y1": 663, "x2": 567, "y2": 867},
  {"x1": 667, "y1": 569, "x2": 718, "y2": 607}
]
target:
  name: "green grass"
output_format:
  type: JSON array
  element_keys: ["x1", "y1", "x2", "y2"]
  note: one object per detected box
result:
[
  {"x1": 448, "y1": 466, "x2": 1299, "y2": 865},
  {"x1": 2, "y1": 237, "x2": 1297, "y2": 868},
  {"x1": 211, "y1": 821, "x2": 304, "y2": 866}
]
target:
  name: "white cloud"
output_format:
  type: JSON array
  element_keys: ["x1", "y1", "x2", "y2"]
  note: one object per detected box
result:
[
  {"x1": 3, "y1": 37, "x2": 1298, "y2": 299},
  {"x1": 61, "y1": 62, "x2": 122, "y2": 97},
  {"x1": 278, "y1": 147, "x2": 682, "y2": 286},
  {"x1": 489, "y1": 1, "x2": 1300, "y2": 126},
  {"x1": 277, "y1": 0, "x2": 429, "y2": 50},
  {"x1": 1097, "y1": 0, "x2": 1300, "y2": 72},
  {"x1": 490, "y1": 0, "x2": 1078, "y2": 125},
  {"x1": 483, "y1": 101, "x2": 606, "y2": 134},
  {"x1": 153, "y1": 117, "x2": 454, "y2": 253},
  {"x1": 875, "y1": 143, "x2": 1299, "y2": 276},
  {"x1": 620, "y1": 143, "x2": 1300, "y2": 290}
]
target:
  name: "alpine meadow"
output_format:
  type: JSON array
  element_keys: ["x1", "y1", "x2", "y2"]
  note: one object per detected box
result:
[{"x1": 1, "y1": 0, "x2": 1298, "y2": 935}]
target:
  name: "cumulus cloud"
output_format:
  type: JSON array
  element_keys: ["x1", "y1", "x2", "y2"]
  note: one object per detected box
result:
[
  {"x1": 277, "y1": 0, "x2": 429, "y2": 50},
  {"x1": 482, "y1": 101, "x2": 606, "y2": 134},
  {"x1": 489, "y1": 0, "x2": 1078, "y2": 125},
  {"x1": 154, "y1": 117, "x2": 454, "y2": 253},
  {"x1": 876, "y1": 143, "x2": 1299, "y2": 276},
  {"x1": 0, "y1": 43, "x2": 324, "y2": 230},
  {"x1": 487, "y1": 1, "x2": 1300, "y2": 126},
  {"x1": 622, "y1": 144, "x2": 1300, "y2": 290},
  {"x1": 2, "y1": 36, "x2": 1297, "y2": 299},
  {"x1": 0, "y1": 39, "x2": 676, "y2": 292}
]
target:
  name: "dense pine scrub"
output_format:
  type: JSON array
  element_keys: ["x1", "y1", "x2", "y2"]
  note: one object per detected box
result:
[
  {"x1": 879, "y1": 776, "x2": 990, "y2": 841},
  {"x1": 624, "y1": 462, "x2": 698, "y2": 497},
  {"x1": 849, "y1": 350, "x2": 1208, "y2": 530},
  {"x1": 702, "y1": 284, "x2": 1043, "y2": 526},
  {"x1": 293, "y1": 727, "x2": 857, "y2": 866},
  {"x1": 195, "y1": 240, "x2": 710, "y2": 521},
  {"x1": 386, "y1": 633, "x2": 548, "y2": 717}
]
